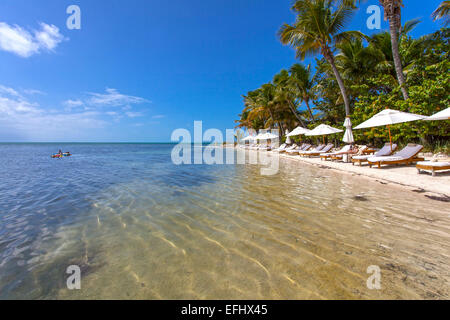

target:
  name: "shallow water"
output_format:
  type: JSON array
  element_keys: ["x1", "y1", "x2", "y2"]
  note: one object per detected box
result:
[{"x1": 0, "y1": 143, "x2": 449, "y2": 299}]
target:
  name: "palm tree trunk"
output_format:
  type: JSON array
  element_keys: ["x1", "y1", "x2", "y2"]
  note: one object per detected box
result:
[
  {"x1": 288, "y1": 100, "x2": 306, "y2": 127},
  {"x1": 388, "y1": 18, "x2": 409, "y2": 100},
  {"x1": 325, "y1": 52, "x2": 351, "y2": 117},
  {"x1": 277, "y1": 121, "x2": 283, "y2": 140},
  {"x1": 267, "y1": 108, "x2": 275, "y2": 129},
  {"x1": 304, "y1": 99, "x2": 315, "y2": 123}
]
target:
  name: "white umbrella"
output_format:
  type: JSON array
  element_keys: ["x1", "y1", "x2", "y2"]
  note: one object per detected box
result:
[
  {"x1": 342, "y1": 117, "x2": 354, "y2": 144},
  {"x1": 254, "y1": 133, "x2": 264, "y2": 140},
  {"x1": 354, "y1": 109, "x2": 427, "y2": 129},
  {"x1": 287, "y1": 126, "x2": 312, "y2": 137},
  {"x1": 285, "y1": 130, "x2": 291, "y2": 144},
  {"x1": 354, "y1": 108, "x2": 427, "y2": 151},
  {"x1": 258, "y1": 132, "x2": 279, "y2": 140},
  {"x1": 306, "y1": 124, "x2": 343, "y2": 144},
  {"x1": 426, "y1": 107, "x2": 450, "y2": 121},
  {"x1": 242, "y1": 135, "x2": 255, "y2": 141}
]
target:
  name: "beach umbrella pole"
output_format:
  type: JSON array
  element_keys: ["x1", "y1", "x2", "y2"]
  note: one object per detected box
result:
[{"x1": 388, "y1": 125, "x2": 392, "y2": 152}]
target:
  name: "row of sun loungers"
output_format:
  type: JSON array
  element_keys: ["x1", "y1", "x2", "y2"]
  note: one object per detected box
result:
[
  {"x1": 241, "y1": 142, "x2": 448, "y2": 176},
  {"x1": 300, "y1": 144, "x2": 334, "y2": 157},
  {"x1": 286, "y1": 143, "x2": 312, "y2": 155}
]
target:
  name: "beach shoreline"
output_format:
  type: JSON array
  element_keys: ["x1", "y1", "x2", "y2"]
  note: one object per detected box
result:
[{"x1": 241, "y1": 148, "x2": 450, "y2": 199}]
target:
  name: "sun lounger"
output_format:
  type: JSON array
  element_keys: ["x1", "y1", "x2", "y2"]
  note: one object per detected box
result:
[
  {"x1": 352, "y1": 143, "x2": 397, "y2": 166},
  {"x1": 368, "y1": 144, "x2": 424, "y2": 168},
  {"x1": 330, "y1": 146, "x2": 364, "y2": 162},
  {"x1": 291, "y1": 144, "x2": 322, "y2": 155},
  {"x1": 285, "y1": 143, "x2": 305, "y2": 155},
  {"x1": 416, "y1": 161, "x2": 450, "y2": 176},
  {"x1": 286, "y1": 143, "x2": 312, "y2": 155},
  {"x1": 296, "y1": 144, "x2": 324, "y2": 156},
  {"x1": 259, "y1": 143, "x2": 277, "y2": 151},
  {"x1": 302, "y1": 143, "x2": 312, "y2": 151},
  {"x1": 300, "y1": 144, "x2": 333, "y2": 157},
  {"x1": 285, "y1": 145, "x2": 303, "y2": 155},
  {"x1": 320, "y1": 145, "x2": 352, "y2": 161},
  {"x1": 272, "y1": 143, "x2": 287, "y2": 152},
  {"x1": 279, "y1": 144, "x2": 298, "y2": 153}
]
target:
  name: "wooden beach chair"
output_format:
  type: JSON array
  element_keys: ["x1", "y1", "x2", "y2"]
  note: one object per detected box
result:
[
  {"x1": 300, "y1": 144, "x2": 333, "y2": 158},
  {"x1": 416, "y1": 161, "x2": 450, "y2": 177},
  {"x1": 320, "y1": 145, "x2": 352, "y2": 161},
  {"x1": 293, "y1": 144, "x2": 322, "y2": 156},
  {"x1": 352, "y1": 143, "x2": 397, "y2": 166},
  {"x1": 367, "y1": 144, "x2": 424, "y2": 168},
  {"x1": 330, "y1": 146, "x2": 363, "y2": 162},
  {"x1": 272, "y1": 144, "x2": 287, "y2": 152},
  {"x1": 279, "y1": 144, "x2": 298, "y2": 153},
  {"x1": 286, "y1": 143, "x2": 311, "y2": 155},
  {"x1": 259, "y1": 142, "x2": 277, "y2": 151}
]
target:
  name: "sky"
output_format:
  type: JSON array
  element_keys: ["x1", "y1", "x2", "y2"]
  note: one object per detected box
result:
[{"x1": 0, "y1": 0, "x2": 444, "y2": 142}]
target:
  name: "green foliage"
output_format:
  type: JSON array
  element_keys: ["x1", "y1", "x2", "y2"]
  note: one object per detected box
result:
[
  {"x1": 236, "y1": 0, "x2": 450, "y2": 155},
  {"x1": 351, "y1": 29, "x2": 450, "y2": 151}
]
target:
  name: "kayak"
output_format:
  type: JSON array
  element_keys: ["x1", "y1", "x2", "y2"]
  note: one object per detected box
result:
[{"x1": 52, "y1": 152, "x2": 72, "y2": 158}]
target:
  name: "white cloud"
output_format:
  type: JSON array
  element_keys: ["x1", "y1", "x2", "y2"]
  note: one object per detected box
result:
[
  {"x1": 152, "y1": 114, "x2": 165, "y2": 119},
  {"x1": 0, "y1": 86, "x2": 40, "y2": 115},
  {"x1": 0, "y1": 22, "x2": 65, "y2": 58},
  {"x1": 64, "y1": 99, "x2": 83, "y2": 107},
  {"x1": 34, "y1": 23, "x2": 64, "y2": 51},
  {"x1": 87, "y1": 88, "x2": 150, "y2": 107},
  {"x1": 23, "y1": 88, "x2": 45, "y2": 95},
  {"x1": 0, "y1": 85, "x2": 105, "y2": 140},
  {"x1": 0, "y1": 85, "x2": 152, "y2": 140},
  {"x1": 0, "y1": 85, "x2": 21, "y2": 97},
  {"x1": 125, "y1": 111, "x2": 143, "y2": 118}
]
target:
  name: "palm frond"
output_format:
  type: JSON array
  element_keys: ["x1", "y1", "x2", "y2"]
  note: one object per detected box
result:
[{"x1": 432, "y1": 1, "x2": 450, "y2": 26}]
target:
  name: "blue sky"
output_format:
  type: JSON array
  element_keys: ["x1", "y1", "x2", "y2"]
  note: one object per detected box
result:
[{"x1": 0, "y1": 0, "x2": 444, "y2": 142}]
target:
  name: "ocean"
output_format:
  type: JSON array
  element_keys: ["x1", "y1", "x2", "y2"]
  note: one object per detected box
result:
[{"x1": 0, "y1": 143, "x2": 448, "y2": 299}]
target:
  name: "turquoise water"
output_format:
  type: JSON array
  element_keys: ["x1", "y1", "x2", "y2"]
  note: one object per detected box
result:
[{"x1": 0, "y1": 143, "x2": 448, "y2": 299}]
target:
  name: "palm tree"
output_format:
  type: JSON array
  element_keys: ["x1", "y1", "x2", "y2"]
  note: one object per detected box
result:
[
  {"x1": 368, "y1": 19, "x2": 421, "y2": 85},
  {"x1": 335, "y1": 38, "x2": 383, "y2": 83},
  {"x1": 432, "y1": 1, "x2": 450, "y2": 26},
  {"x1": 272, "y1": 69, "x2": 307, "y2": 127},
  {"x1": 289, "y1": 64, "x2": 317, "y2": 122},
  {"x1": 242, "y1": 89, "x2": 271, "y2": 130},
  {"x1": 279, "y1": 0, "x2": 363, "y2": 119},
  {"x1": 379, "y1": 0, "x2": 410, "y2": 100}
]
